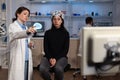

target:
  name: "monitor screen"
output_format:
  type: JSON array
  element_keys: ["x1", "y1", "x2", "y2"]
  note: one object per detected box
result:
[
  {"x1": 81, "y1": 26, "x2": 120, "y2": 76},
  {"x1": 26, "y1": 21, "x2": 45, "y2": 37}
]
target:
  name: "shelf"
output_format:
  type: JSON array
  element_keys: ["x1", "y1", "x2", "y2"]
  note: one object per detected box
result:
[
  {"x1": 30, "y1": 15, "x2": 51, "y2": 18},
  {"x1": 30, "y1": 15, "x2": 112, "y2": 18},
  {"x1": 71, "y1": 15, "x2": 112, "y2": 19},
  {"x1": 29, "y1": 15, "x2": 71, "y2": 18}
]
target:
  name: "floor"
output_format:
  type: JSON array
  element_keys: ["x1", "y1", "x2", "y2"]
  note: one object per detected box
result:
[{"x1": 0, "y1": 68, "x2": 120, "y2": 80}]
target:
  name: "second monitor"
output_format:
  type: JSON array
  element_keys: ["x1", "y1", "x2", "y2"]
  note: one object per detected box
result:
[{"x1": 26, "y1": 21, "x2": 45, "y2": 37}]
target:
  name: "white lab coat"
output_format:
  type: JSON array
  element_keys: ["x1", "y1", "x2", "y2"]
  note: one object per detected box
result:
[{"x1": 8, "y1": 21, "x2": 33, "y2": 80}]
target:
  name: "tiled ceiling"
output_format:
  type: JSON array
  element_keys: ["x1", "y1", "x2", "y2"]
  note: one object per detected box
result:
[
  {"x1": 60, "y1": 0, "x2": 113, "y2": 2},
  {"x1": 75, "y1": 0, "x2": 113, "y2": 2},
  {"x1": 28, "y1": 0, "x2": 114, "y2": 3}
]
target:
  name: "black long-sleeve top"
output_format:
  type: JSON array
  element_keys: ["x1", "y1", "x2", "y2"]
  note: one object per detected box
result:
[{"x1": 44, "y1": 27, "x2": 70, "y2": 60}]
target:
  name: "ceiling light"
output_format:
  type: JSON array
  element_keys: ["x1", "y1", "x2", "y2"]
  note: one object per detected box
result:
[
  {"x1": 89, "y1": 0, "x2": 94, "y2": 3},
  {"x1": 41, "y1": 0, "x2": 47, "y2": 3}
]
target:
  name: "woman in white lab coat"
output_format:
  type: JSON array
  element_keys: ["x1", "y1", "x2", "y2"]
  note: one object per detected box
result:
[{"x1": 8, "y1": 6, "x2": 36, "y2": 80}]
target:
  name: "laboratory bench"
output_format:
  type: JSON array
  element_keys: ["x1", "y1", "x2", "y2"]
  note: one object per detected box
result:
[
  {"x1": 31, "y1": 37, "x2": 80, "y2": 69},
  {"x1": 0, "y1": 37, "x2": 81, "y2": 69}
]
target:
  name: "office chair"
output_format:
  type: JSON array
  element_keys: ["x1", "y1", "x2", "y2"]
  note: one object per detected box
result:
[
  {"x1": 37, "y1": 51, "x2": 71, "y2": 72},
  {"x1": 72, "y1": 53, "x2": 81, "y2": 80}
]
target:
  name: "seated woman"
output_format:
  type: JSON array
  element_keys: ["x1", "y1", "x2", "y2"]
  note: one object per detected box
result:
[{"x1": 39, "y1": 11, "x2": 70, "y2": 80}]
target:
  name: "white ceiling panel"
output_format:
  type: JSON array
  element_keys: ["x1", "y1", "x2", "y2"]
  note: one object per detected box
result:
[
  {"x1": 28, "y1": 0, "x2": 114, "y2": 3},
  {"x1": 74, "y1": 0, "x2": 113, "y2": 2}
]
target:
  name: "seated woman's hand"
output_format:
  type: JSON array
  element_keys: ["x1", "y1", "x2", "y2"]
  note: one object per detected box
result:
[{"x1": 50, "y1": 58, "x2": 56, "y2": 67}]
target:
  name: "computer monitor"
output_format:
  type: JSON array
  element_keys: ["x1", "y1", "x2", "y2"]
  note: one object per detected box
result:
[
  {"x1": 26, "y1": 21, "x2": 45, "y2": 37},
  {"x1": 81, "y1": 27, "x2": 120, "y2": 76}
]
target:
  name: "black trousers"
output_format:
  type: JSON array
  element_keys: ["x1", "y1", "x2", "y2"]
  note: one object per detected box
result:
[{"x1": 39, "y1": 57, "x2": 68, "y2": 80}]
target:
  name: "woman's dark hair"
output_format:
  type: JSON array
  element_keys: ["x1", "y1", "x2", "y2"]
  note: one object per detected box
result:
[
  {"x1": 14, "y1": 6, "x2": 30, "y2": 21},
  {"x1": 85, "y1": 17, "x2": 93, "y2": 24},
  {"x1": 51, "y1": 16, "x2": 66, "y2": 30},
  {"x1": 12, "y1": 18, "x2": 17, "y2": 22}
]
